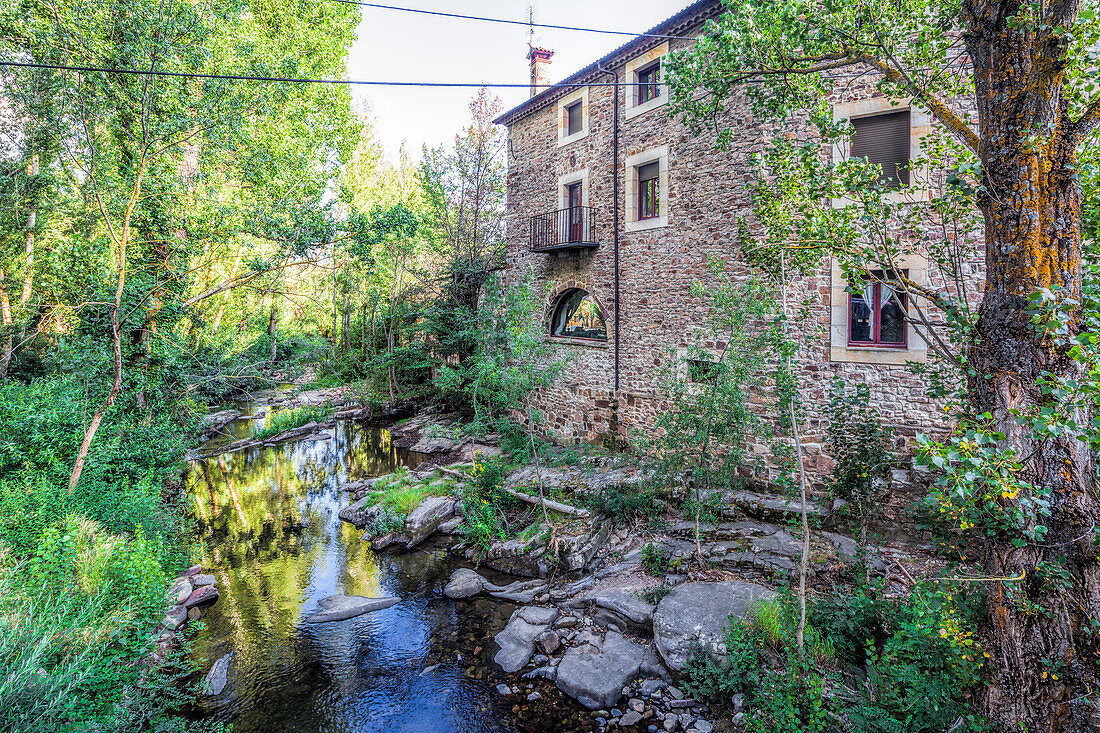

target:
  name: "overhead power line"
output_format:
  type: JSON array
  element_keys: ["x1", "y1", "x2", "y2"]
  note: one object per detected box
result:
[
  {"x1": 325, "y1": 0, "x2": 695, "y2": 40},
  {"x1": 0, "y1": 60, "x2": 655, "y2": 86}
]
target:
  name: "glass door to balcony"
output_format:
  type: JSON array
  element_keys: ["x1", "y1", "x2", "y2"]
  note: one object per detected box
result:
[{"x1": 566, "y1": 182, "x2": 583, "y2": 243}]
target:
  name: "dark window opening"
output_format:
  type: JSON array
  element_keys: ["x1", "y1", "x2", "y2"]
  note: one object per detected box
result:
[
  {"x1": 850, "y1": 110, "x2": 910, "y2": 188},
  {"x1": 688, "y1": 359, "x2": 721, "y2": 383},
  {"x1": 550, "y1": 289, "x2": 607, "y2": 341},
  {"x1": 849, "y1": 272, "x2": 907, "y2": 347},
  {"x1": 565, "y1": 101, "x2": 583, "y2": 136},
  {"x1": 637, "y1": 61, "x2": 661, "y2": 104},
  {"x1": 638, "y1": 161, "x2": 660, "y2": 220}
]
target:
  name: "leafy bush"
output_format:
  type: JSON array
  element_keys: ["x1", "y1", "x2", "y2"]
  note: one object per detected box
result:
[
  {"x1": 680, "y1": 618, "x2": 761, "y2": 702},
  {"x1": 642, "y1": 584, "x2": 672, "y2": 605},
  {"x1": 584, "y1": 485, "x2": 662, "y2": 522},
  {"x1": 460, "y1": 454, "x2": 514, "y2": 552},
  {"x1": 847, "y1": 584, "x2": 987, "y2": 733},
  {"x1": 641, "y1": 541, "x2": 670, "y2": 575},
  {"x1": 810, "y1": 581, "x2": 894, "y2": 664},
  {"x1": 825, "y1": 378, "x2": 894, "y2": 531},
  {"x1": 749, "y1": 655, "x2": 831, "y2": 733},
  {"x1": 252, "y1": 404, "x2": 334, "y2": 441}
]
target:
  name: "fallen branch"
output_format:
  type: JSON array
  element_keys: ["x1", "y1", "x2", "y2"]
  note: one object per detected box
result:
[
  {"x1": 436, "y1": 465, "x2": 590, "y2": 518},
  {"x1": 503, "y1": 487, "x2": 590, "y2": 518}
]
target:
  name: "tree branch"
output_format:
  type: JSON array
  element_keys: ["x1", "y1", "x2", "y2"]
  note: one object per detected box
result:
[{"x1": 1074, "y1": 97, "x2": 1100, "y2": 139}]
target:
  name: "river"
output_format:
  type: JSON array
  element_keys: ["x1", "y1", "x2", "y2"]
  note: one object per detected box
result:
[{"x1": 185, "y1": 400, "x2": 591, "y2": 732}]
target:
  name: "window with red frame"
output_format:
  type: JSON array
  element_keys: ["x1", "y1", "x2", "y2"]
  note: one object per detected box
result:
[
  {"x1": 637, "y1": 61, "x2": 661, "y2": 104},
  {"x1": 638, "y1": 162, "x2": 660, "y2": 220},
  {"x1": 849, "y1": 274, "x2": 907, "y2": 347}
]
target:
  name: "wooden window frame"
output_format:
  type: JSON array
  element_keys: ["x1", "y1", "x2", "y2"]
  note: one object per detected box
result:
[
  {"x1": 637, "y1": 163, "x2": 660, "y2": 220},
  {"x1": 847, "y1": 277, "x2": 908, "y2": 349},
  {"x1": 636, "y1": 61, "x2": 661, "y2": 105}
]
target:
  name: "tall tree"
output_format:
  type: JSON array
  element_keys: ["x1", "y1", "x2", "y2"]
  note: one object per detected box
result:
[{"x1": 667, "y1": 0, "x2": 1100, "y2": 728}]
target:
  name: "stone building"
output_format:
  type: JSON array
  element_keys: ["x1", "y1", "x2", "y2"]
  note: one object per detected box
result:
[{"x1": 494, "y1": 0, "x2": 982, "y2": 482}]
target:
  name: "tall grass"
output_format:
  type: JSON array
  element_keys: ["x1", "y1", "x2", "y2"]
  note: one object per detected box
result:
[{"x1": 252, "y1": 405, "x2": 334, "y2": 441}]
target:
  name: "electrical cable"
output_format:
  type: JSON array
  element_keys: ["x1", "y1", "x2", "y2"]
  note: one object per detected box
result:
[
  {"x1": 324, "y1": 0, "x2": 696, "y2": 40},
  {"x1": 0, "y1": 59, "x2": 648, "y2": 86}
]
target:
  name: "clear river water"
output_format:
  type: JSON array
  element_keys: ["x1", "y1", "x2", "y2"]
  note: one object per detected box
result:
[{"x1": 184, "y1": 399, "x2": 589, "y2": 732}]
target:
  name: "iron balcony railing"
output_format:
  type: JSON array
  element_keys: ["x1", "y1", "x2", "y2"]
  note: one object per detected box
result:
[{"x1": 529, "y1": 206, "x2": 599, "y2": 253}]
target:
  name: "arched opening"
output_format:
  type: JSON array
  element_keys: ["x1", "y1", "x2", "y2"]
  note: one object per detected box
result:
[{"x1": 549, "y1": 289, "x2": 607, "y2": 341}]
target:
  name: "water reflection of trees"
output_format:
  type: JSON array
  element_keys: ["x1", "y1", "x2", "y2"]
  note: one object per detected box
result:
[{"x1": 185, "y1": 420, "x2": 510, "y2": 733}]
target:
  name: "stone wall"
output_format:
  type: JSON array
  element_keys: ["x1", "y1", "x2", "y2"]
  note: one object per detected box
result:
[{"x1": 502, "y1": 27, "x2": 983, "y2": 490}]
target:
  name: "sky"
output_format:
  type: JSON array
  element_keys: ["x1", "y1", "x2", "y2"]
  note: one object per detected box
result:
[{"x1": 345, "y1": 0, "x2": 685, "y2": 162}]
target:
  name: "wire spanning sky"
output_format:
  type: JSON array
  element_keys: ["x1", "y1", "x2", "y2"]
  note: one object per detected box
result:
[{"x1": 345, "y1": 0, "x2": 685, "y2": 161}]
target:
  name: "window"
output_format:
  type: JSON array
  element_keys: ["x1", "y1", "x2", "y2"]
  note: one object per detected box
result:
[
  {"x1": 638, "y1": 161, "x2": 660, "y2": 220},
  {"x1": 849, "y1": 274, "x2": 907, "y2": 347},
  {"x1": 636, "y1": 61, "x2": 661, "y2": 105},
  {"x1": 566, "y1": 182, "x2": 583, "y2": 242},
  {"x1": 850, "y1": 110, "x2": 910, "y2": 188},
  {"x1": 688, "y1": 359, "x2": 721, "y2": 383},
  {"x1": 550, "y1": 289, "x2": 607, "y2": 341},
  {"x1": 565, "y1": 101, "x2": 583, "y2": 137}
]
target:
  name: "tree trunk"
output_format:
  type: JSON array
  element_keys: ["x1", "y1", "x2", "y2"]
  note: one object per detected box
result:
[{"x1": 964, "y1": 2, "x2": 1100, "y2": 728}]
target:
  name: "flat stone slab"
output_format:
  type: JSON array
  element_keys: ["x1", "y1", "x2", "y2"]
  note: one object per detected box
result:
[
  {"x1": 555, "y1": 631, "x2": 647, "y2": 710},
  {"x1": 653, "y1": 580, "x2": 775, "y2": 671},
  {"x1": 592, "y1": 587, "x2": 655, "y2": 624},
  {"x1": 405, "y1": 496, "x2": 456, "y2": 547},
  {"x1": 493, "y1": 606, "x2": 558, "y2": 673},
  {"x1": 302, "y1": 595, "x2": 400, "y2": 623},
  {"x1": 183, "y1": 584, "x2": 220, "y2": 609}
]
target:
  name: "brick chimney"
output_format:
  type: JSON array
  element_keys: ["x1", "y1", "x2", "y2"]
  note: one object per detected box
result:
[{"x1": 527, "y1": 46, "x2": 553, "y2": 98}]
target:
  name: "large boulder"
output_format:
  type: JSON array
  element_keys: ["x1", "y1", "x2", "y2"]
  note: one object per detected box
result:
[
  {"x1": 493, "y1": 606, "x2": 559, "y2": 673},
  {"x1": 592, "y1": 587, "x2": 655, "y2": 625},
  {"x1": 404, "y1": 496, "x2": 455, "y2": 547},
  {"x1": 652, "y1": 580, "x2": 775, "y2": 671},
  {"x1": 302, "y1": 595, "x2": 400, "y2": 623},
  {"x1": 338, "y1": 495, "x2": 379, "y2": 528},
  {"x1": 444, "y1": 568, "x2": 499, "y2": 598},
  {"x1": 555, "y1": 631, "x2": 648, "y2": 710}
]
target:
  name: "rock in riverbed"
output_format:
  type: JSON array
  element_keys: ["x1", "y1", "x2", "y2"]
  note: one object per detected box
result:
[
  {"x1": 404, "y1": 496, "x2": 455, "y2": 547},
  {"x1": 493, "y1": 606, "x2": 559, "y2": 673},
  {"x1": 652, "y1": 580, "x2": 775, "y2": 670},
  {"x1": 555, "y1": 631, "x2": 647, "y2": 710},
  {"x1": 204, "y1": 653, "x2": 233, "y2": 696},
  {"x1": 302, "y1": 595, "x2": 400, "y2": 623}
]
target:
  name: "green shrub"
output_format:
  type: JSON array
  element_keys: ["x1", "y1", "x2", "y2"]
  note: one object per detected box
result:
[
  {"x1": 825, "y1": 379, "x2": 893, "y2": 532},
  {"x1": 584, "y1": 485, "x2": 662, "y2": 522},
  {"x1": 252, "y1": 404, "x2": 334, "y2": 441},
  {"x1": 680, "y1": 618, "x2": 761, "y2": 702},
  {"x1": 642, "y1": 584, "x2": 672, "y2": 605},
  {"x1": 641, "y1": 541, "x2": 670, "y2": 575},
  {"x1": 810, "y1": 581, "x2": 894, "y2": 664},
  {"x1": 459, "y1": 454, "x2": 515, "y2": 552},
  {"x1": 749, "y1": 655, "x2": 831, "y2": 733}
]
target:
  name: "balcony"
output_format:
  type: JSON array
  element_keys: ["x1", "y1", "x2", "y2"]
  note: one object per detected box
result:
[{"x1": 529, "y1": 206, "x2": 599, "y2": 253}]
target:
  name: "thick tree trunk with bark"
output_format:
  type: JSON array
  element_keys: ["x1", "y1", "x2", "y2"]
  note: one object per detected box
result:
[{"x1": 964, "y1": 1, "x2": 1100, "y2": 728}]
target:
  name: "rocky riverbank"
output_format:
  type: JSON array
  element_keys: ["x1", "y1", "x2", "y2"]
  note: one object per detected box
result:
[{"x1": 325, "y1": 414, "x2": 932, "y2": 731}]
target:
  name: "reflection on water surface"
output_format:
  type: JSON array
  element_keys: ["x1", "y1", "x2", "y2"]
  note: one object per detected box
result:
[{"x1": 187, "y1": 416, "x2": 525, "y2": 732}]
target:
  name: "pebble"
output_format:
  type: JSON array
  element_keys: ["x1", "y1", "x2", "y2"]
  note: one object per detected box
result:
[
  {"x1": 629, "y1": 698, "x2": 644, "y2": 712},
  {"x1": 527, "y1": 691, "x2": 542, "y2": 701},
  {"x1": 693, "y1": 721, "x2": 713, "y2": 733},
  {"x1": 611, "y1": 708, "x2": 623, "y2": 718},
  {"x1": 621, "y1": 710, "x2": 643, "y2": 726},
  {"x1": 495, "y1": 684, "x2": 511, "y2": 696}
]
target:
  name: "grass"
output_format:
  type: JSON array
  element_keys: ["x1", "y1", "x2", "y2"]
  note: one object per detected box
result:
[
  {"x1": 751, "y1": 597, "x2": 835, "y2": 666},
  {"x1": 366, "y1": 468, "x2": 455, "y2": 518},
  {"x1": 253, "y1": 405, "x2": 334, "y2": 441}
]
